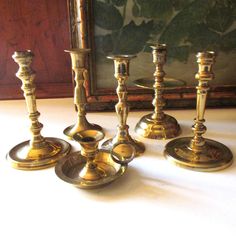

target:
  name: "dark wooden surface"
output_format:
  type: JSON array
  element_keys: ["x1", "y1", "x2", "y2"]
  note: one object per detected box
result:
[{"x1": 0, "y1": 0, "x2": 73, "y2": 99}]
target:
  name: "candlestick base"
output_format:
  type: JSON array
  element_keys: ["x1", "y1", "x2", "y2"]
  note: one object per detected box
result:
[
  {"x1": 164, "y1": 137, "x2": 233, "y2": 171},
  {"x1": 101, "y1": 129, "x2": 145, "y2": 157},
  {"x1": 55, "y1": 150, "x2": 127, "y2": 189},
  {"x1": 134, "y1": 77, "x2": 186, "y2": 89},
  {"x1": 6, "y1": 137, "x2": 71, "y2": 170},
  {"x1": 135, "y1": 113, "x2": 180, "y2": 139}
]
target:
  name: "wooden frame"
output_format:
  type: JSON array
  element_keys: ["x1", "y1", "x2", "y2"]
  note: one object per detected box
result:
[{"x1": 68, "y1": 0, "x2": 236, "y2": 111}]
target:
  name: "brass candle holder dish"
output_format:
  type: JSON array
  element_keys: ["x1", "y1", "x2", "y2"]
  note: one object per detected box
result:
[
  {"x1": 7, "y1": 51, "x2": 71, "y2": 170},
  {"x1": 63, "y1": 49, "x2": 102, "y2": 139},
  {"x1": 164, "y1": 51, "x2": 233, "y2": 171},
  {"x1": 101, "y1": 55, "x2": 145, "y2": 158},
  {"x1": 55, "y1": 130, "x2": 128, "y2": 189},
  {"x1": 135, "y1": 44, "x2": 181, "y2": 139}
]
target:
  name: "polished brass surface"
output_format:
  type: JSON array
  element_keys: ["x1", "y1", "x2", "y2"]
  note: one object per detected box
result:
[
  {"x1": 165, "y1": 137, "x2": 233, "y2": 171},
  {"x1": 135, "y1": 44, "x2": 180, "y2": 139},
  {"x1": 55, "y1": 129, "x2": 127, "y2": 189},
  {"x1": 134, "y1": 77, "x2": 186, "y2": 89},
  {"x1": 135, "y1": 113, "x2": 181, "y2": 140},
  {"x1": 7, "y1": 51, "x2": 71, "y2": 170},
  {"x1": 110, "y1": 141, "x2": 136, "y2": 165},
  {"x1": 165, "y1": 51, "x2": 233, "y2": 171},
  {"x1": 63, "y1": 49, "x2": 102, "y2": 139},
  {"x1": 101, "y1": 55, "x2": 145, "y2": 157}
]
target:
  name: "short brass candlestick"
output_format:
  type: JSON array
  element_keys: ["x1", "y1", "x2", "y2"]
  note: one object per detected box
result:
[
  {"x1": 7, "y1": 51, "x2": 71, "y2": 170},
  {"x1": 101, "y1": 55, "x2": 145, "y2": 158},
  {"x1": 55, "y1": 130, "x2": 127, "y2": 189},
  {"x1": 135, "y1": 44, "x2": 180, "y2": 139},
  {"x1": 164, "y1": 51, "x2": 233, "y2": 171},
  {"x1": 63, "y1": 49, "x2": 102, "y2": 139}
]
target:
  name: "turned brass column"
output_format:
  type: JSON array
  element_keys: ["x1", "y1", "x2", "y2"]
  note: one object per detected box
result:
[
  {"x1": 101, "y1": 55, "x2": 145, "y2": 159},
  {"x1": 164, "y1": 51, "x2": 233, "y2": 171},
  {"x1": 135, "y1": 44, "x2": 180, "y2": 139},
  {"x1": 6, "y1": 50, "x2": 71, "y2": 170},
  {"x1": 63, "y1": 49, "x2": 102, "y2": 139}
]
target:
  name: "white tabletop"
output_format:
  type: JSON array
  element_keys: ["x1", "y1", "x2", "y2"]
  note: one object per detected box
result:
[{"x1": 0, "y1": 98, "x2": 236, "y2": 236}]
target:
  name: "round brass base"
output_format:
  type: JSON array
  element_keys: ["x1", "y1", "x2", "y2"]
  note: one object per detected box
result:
[
  {"x1": 6, "y1": 137, "x2": 71, "y2": 170},
  {"x1": 55, "y1": 150, "x2": 127, "y2": 189},
  {"x1": 164, "y1": 137, "x2": 233, "y2": 172},
  {"x1": 135, "y1": 113, "x2": 181, "y2": 139},
  {"x1": 63, "y1": 123, "x2": 102, "y2": 139},
  {"x1": 133, "y1": 77, "x2": 186, "y2": 89},
  {"x1": 101, "y1": 137, "x2": 145, "y2": 157}
]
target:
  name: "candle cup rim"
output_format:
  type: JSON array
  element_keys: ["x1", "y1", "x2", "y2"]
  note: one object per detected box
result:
[
  {"x1": 107, "y1": 54, "x2": 136, "y2": 60},
  {"x1": 150, "y1": 44, "x2": 167, "y2": 49},
  {"x1": 197, "y1": 51, "x2": 216, "y2": 58},
  {"x1": 64, "y1": 48, "x2": 91, "y2": 54},
  {"x1": 13, "y1": 50, "x2": 33, "y2": 58},
  {"x1": 73, "y1": 130, "x2": 105, "y2": 144}
]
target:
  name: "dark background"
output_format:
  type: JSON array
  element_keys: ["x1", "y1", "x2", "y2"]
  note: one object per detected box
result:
[{"x1": 0, "y1": 0, "x2": 73, "y2": 99}]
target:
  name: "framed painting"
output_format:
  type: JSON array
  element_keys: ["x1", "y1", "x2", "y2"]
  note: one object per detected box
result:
[{"x1": 68, "y1": 0, "x2": 236, "y2": 111}]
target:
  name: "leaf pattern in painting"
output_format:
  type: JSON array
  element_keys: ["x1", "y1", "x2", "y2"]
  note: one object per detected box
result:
[{"x1": 94, "y1": 0, "x2": 236, "y2": 62}]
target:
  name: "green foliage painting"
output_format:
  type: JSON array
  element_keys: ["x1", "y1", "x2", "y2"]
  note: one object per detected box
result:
[{"x1": 94, "y1": 0, "x2": 236, "y2": 62}]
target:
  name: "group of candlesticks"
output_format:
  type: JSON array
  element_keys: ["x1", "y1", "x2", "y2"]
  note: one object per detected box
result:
[{"x1": 7, "y1": 44, "x2": 233, "y2": 189}]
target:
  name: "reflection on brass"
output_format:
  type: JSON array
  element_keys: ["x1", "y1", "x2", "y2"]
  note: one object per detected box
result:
[
  {"x1": 110, "y1": 141, "x2": 136, "y2": 165},
  {"x1": 101, "y1": 55, "x2": 145, "y2": 158},
  {"x1": 165, "y1": 51, "x2": 233, "y2": 171},
  {"x1": 6, "y1": 51, "x2": 71, "y2": 170},
  {"x1": 55, "y1": 130, "x2": 127, "y2": 189},
  {"x1": 63, "y1": 49, "x2": 102, "y2": 139},
  {"x1": 134, "y1": 77, "x2": 186, "y2": 89},
  {"x1": 135, "y1": 44, "x2": 181, "y2": 139}
]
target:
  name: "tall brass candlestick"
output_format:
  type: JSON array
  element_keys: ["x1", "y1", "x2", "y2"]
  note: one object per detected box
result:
[
  {"x1": 63, "y1": 49, "x2": 102, "y2": 139},
  {"x1": 164, "y1": 51, "x2": 233, "y2": 171},
  {"x1": 101, "y1": 55, "x2": 145, "y2": 159},
  {"x1": 135, "y1": 44, "x2": 180, "y2": 139},
  {"x1": 7, "y1": 51, "x2": 71, "y2": 170}
]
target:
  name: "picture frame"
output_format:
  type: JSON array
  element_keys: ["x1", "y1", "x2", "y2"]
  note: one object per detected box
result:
[{"x1": 68, "y1": 0, "x2": 236, "y2": 111}]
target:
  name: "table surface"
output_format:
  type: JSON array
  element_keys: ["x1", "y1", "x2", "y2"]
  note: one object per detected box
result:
[{"x1": 0, "y1": 98, "x2": 236, "y2": 236}]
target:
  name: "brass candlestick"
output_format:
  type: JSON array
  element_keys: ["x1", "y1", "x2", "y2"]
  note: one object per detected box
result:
[
  {"x1": 101, "y1": 55, "x2": 145, "y2": 159},
  {"x1": 164, "y1": 51, "x2": 233, "y2": 171},
  {"x1": 63, "y1": 49, "x2": 102, "y2": 139},
  {"x1": 7, "y1": 51, "x2": 71, "y2": 170},
  {"x1": 135, "y1": 44, "x2": 180, "y2": 139},
  {"x1": 55, "y1": 130, "x2": 127, "y2": 189}
]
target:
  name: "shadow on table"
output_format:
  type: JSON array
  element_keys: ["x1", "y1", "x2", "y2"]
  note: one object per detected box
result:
[
  {"x1": 178, "y1": 123, "x2": 192, "y2": 137},
  {"x1": 77, "y1": 166, "x2": 197, "y2": 203}
]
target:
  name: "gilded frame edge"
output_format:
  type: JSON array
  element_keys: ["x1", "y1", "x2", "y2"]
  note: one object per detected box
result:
[{"x1": 68, "y1": 0, "x2": 236, "y2": 111}]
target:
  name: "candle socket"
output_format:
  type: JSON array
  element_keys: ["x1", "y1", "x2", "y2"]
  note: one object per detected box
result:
[
  {"x1": 101, "y1": 55, "x2": 145, "y2": 159},
  {"x1": 164, "y1": 51, "x2": 233, "y2": 171},
  {"x1": 74, "y1": 130, "x2": 106, "y2": 181},
  {"x1": 6, "y1": 51, "x2": 71, "y2": 170},
  {"x1": 55, "y1": 130, "x2": 127, "y2": 189},
  {"x1": 63, "y1": 49, "x2": 102, "y2": 139},
  {"x1": 135, "y1": 44, "x2": 180, "y2": 139}
]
